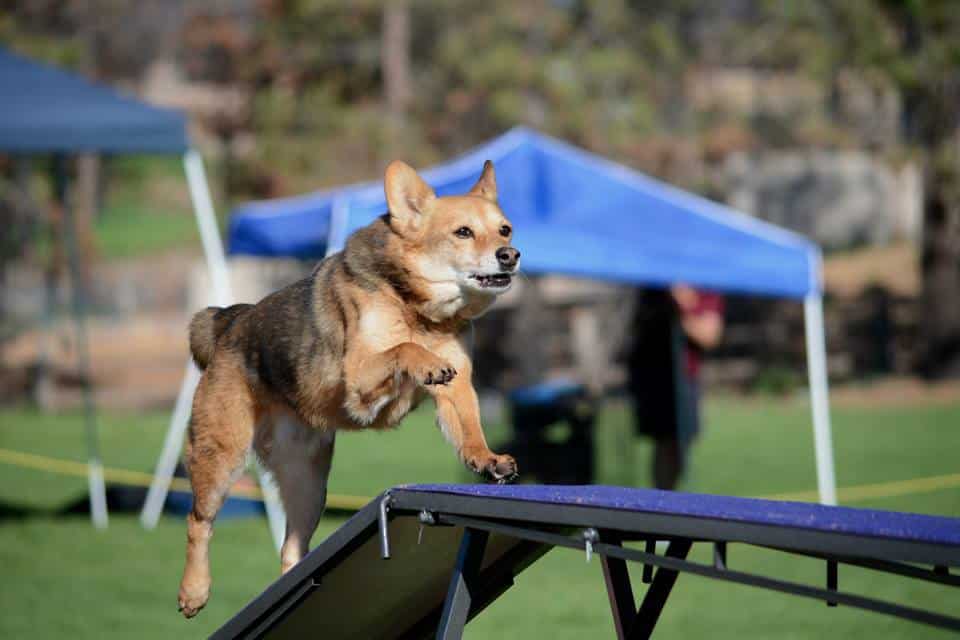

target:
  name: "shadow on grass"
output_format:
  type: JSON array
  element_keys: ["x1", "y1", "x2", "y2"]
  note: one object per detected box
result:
[
  {"x1": 0, "y1": 486, "x2": 362, "y2": 522},
  {"x1": 0, "y1": 485, "x2": 148, "y2": 521}
]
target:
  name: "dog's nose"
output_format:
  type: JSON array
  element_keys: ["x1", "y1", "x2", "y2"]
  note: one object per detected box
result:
[{"x1": 496, "y1": 246, "x2": 520, "y2": 269}]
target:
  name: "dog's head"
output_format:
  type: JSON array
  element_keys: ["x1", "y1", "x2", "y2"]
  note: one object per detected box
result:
[{"x1": 384, "y1": 159, "x2": 520, "y2": 319}]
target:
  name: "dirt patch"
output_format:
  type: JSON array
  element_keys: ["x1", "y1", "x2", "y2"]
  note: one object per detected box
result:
[
  {"x1": 2, "y1": 312, "x2": 190, "y2": 411},
  {"x1": 829, "y1": 376, "x2": 960, "y2": 409},
  {"x1": 823, "y1": 241, "x2": 919, "y2": 298}
]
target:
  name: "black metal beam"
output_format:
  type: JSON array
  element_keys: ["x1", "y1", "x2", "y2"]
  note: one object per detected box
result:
[
  {"x1": 642, "y1": 539, "x2": 655, "y2": 584},
  {"x1": 714, "y1": 541, "x2": 727, "y2": 570},
  {"x1": 243, "y1": 579, "x2": 320, "y2": 639},
  {"x1": 599, "y1": 531, "x2": 637, "y2": 640},
  {"x1": 593, "y1": 540, "x2": 960, "y2": 633},
  {"x1": 629, "y1": 539, "x2": 693, "y2": 639},
  {"x1": 435, "y1": 512, "x2": 960, "y2": 633},
  {"x1": 761, "y1": 544, "x2": 960, "y2": 588},
  {"x1": 436, "y1": 527, "x2": 490, "y2": 640},
  {"x1": 826, "y1": 560, "x2": 838, "y2": 607},
  {"x1": 398, "y1": 540, "x2": 550, "y2": 640}
]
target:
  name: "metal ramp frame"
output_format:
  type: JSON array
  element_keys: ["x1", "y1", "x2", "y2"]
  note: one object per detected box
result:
[{"x1": 213, "y1": 484, "x2": 960, "y2": 639}]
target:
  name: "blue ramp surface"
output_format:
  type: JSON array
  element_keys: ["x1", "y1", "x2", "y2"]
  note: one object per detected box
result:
[{"x1": 405, "y1": 484, "x2": 960, "y2": 548}]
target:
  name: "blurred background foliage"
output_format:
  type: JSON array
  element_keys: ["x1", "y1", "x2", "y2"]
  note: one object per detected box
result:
[
  {"x1": 1, "y1": 0, "x2": 959, "y2": 375},
  {"x1": 3, "y1": 1, "x2": 957, "y2": 186}
]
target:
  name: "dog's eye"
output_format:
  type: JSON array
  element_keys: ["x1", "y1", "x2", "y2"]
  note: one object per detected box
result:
[
  {"x1": 454, "y1": 226, "x2": 474, "y2": 239},
  {"x1": 500, "y1": 225, "x2": 512, "y2": 237}
]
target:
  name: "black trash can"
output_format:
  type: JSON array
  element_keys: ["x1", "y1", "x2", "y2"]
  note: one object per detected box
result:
[{"x1": 502, "y1": 380, "x2": 597, "y2": 484}]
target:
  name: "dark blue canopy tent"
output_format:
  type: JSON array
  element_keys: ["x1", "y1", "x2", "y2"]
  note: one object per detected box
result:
[
  {"x1": 226, "y1": 127, "x2": 837, "y2": 504},
  {"x1": 0, "y1": 48, "x2": 188, "y2": 153},
  {"x1": 0, "y1": 48, "x2": 287, "y2": 541}
]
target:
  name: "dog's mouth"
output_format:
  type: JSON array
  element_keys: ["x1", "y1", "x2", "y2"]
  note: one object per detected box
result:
[{"x1": 470, "y1": 272, "x2": 513, "y2": 289}]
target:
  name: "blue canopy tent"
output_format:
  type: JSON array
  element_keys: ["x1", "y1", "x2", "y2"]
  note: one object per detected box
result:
[
  {"x1": 226, "y1": 127, "x2": 837, "y2": 504},
  {"x1": 0, "y1": 48, "x2": 286, "y2": 542},
  {"x1": 0, "y1": 49, "x2": 188, "y2": 154}
]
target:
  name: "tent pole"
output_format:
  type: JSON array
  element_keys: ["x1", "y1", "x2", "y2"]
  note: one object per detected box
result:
[
  {"x1": 55, "y1": 154, "x2": 108, "y2": 529},
  {"x1": 183, "y1": 149, "x2": 231, "y2": 307},
  {"x1": 804, "y1": 293, "x2": 837, "y2": 505},
  {"x1": 141, "y1": 150, "x2": 286, "y2": 553},
  {"x1": 328, "y1": 195, "x2": 350, "y2": 255},
  {"x1": 140, "y1": 360, "x2": 200, "y2": 529}
]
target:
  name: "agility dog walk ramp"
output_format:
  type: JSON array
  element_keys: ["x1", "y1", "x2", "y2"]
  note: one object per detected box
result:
[{"x1": 213, "y1": 484, "x2": 960, "y2": 639}]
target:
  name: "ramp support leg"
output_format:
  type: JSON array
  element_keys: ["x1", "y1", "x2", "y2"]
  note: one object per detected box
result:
[
  {"x1": 629, "y1": 538, "x2": 693, "y2": 639},
  {"x1": 600, "y1": 532, "x2": 637, "y2": 640},
  {"x1": 827, "y1": 559, "x2": 838, "y2": 607},
  {"x1": 437, "y1": 528, "x2": 489, "y2": 640}
]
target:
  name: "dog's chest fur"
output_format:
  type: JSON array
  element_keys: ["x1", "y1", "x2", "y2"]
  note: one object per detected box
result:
[{"x1": 343, "y1": 299, "x2": 456, "y2": 429}]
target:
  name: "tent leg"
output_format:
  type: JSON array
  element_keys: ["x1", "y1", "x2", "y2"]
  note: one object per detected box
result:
[
  {"x1": 804, "y1": 294, "x2": 837, "y2": 506},
  {"x1": 56, "y1": 155, "x2": 108, "y2": 529},
  {"x1": 256, "y1": 461, "x2": 287, "y2": 554},
  {"x1": 141, "y1": 150, "x2": 286, "y2": 553},
  {"x1": 183, "y1": 149, "x2": 231, "y2": 307},
  {"x1": 140, "y1": 360, "x2": 200, "y2": 529}
]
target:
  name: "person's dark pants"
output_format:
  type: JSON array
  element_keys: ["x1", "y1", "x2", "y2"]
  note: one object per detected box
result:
[
  {"x1": 652, "y1": 438, "x2": 687, "y2": 491},
  {"x1": 650, "y1": 380, "x2": 699, "y2": 491}
]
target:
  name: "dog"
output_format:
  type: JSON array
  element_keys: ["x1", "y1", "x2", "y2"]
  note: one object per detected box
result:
[{"x1": 177, "y1": 159, "x2": 520, "y2": 618}]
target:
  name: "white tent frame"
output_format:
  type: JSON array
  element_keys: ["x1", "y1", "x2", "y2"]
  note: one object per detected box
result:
[
  {"x1": 805, "y1": 281, "x2": 838, "y2": 505},
  {"x1": 140, "y1": 150, "x2": 286, "y2": 551}
]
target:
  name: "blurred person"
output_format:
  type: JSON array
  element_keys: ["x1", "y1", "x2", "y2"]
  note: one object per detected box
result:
[{"x1": 627, "y1": 284, "x2": 724, "y2": 490}]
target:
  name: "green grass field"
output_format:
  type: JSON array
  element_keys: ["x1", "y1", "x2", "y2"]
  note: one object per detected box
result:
[
  {"x1": 0, "y1": 395, "x2": 957, "y2": 638},
  {"x1": 91, "y1": 196, "x2": 200, "y2": 260},
  {"x1": 28, "y1": 156, "x2": 208, "y2": 262}
]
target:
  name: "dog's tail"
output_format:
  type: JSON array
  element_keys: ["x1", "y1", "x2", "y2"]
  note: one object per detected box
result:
[{"x1": 189, "y1": 304, "x2": 253, "y2": 370}]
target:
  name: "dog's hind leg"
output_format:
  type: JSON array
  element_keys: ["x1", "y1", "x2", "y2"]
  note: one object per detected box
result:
[
  {"x1": 178, "y1": 356, "x2": 254, "y2": 619},
  {"x1": 258, "y1": 416, "x2": 336, "y2": 574}
]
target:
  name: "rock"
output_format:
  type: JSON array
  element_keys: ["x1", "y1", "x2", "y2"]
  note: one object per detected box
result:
[{"x1": 725, "y1": 151, "x2": 921, "y2": 251}]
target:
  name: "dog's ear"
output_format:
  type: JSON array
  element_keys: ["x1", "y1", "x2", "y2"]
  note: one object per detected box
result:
[
  {"x1": 385, "y1": 161, "x2": 435, "y2": 230},
  {"x1": 467, "y1": 160, "x2": 497, "y2": 202}
]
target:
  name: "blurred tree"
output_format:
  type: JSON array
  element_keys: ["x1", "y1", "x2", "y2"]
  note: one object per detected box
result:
[
  {"x1": 880, "y1": 0, "x2": 960, "y2": 378},
  {"x1": 4, "y1": 0, "x2": 959, "y2": 379},
  {"x1": 776, "y1": 0, "x2": 960, "y2": 377},
  {"x1": 382, "y1": 1, "x2": 412, "y2": 121},
  {"x1": 0, "y1": 160, "x2": 39, "y2": 308}
]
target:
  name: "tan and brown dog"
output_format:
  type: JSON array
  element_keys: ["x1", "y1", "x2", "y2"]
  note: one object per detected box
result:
[{"x1": 177, "y1": 160, "x2": 519, "y2": 618}]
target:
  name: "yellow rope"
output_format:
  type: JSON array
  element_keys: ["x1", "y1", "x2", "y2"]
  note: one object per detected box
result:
[
  {"x1": 0, "y1": 447, "x2": 956, "y2": 510},
  {"x1": 760, "y1": 472, "x2": 960, "y2": 503},
  {"x1": 0, "y1": 447, "x2": 370, "y2": 511}
]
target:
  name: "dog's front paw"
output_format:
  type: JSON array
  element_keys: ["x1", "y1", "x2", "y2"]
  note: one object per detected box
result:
[
  {"x1": 466, "y1": 451, "x2": 519, "y2": 484},
  {"x1": 410, "y1": 356, "x2": 457, "y2": 386}
]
